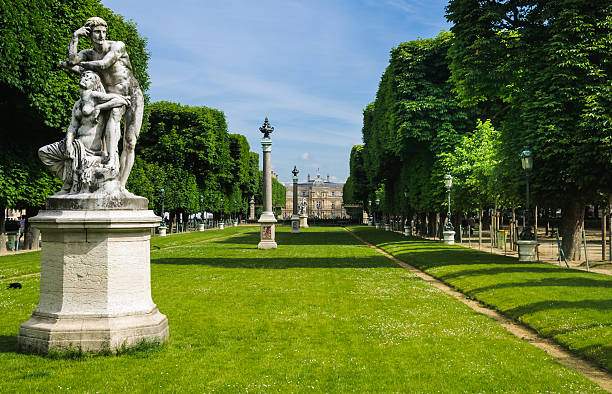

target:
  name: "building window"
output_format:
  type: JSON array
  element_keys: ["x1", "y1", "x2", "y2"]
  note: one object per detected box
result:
[
  {"x1": 331, "y1": 192, "x2": 335, "y2": 197},
  {"x1": 331, "y1": 203, "x2": 335, "y2": 209}
]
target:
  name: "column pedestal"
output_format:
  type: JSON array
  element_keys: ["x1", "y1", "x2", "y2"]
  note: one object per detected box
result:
[
  {"x1": 197, "y1": 223, "x2": 205, "y2": 232},
  {"x1": 299, "y1": 214, "x2": 309, "y2": 228},
  {"x1": 443, "y1": 230, "x2": 456, "y2": 245},
  {"x1": 517, "y1": 240, "x2": 538, "y2": 262},
  {"x1": 18, "y1": 195, "x2": 169, "y2": 353},
  {"x1": 258, "y1": 212, "x2": 277, "y2": 249},
  {"x1": 291, "y1": 215, "x2": 300, "y2": 233}
]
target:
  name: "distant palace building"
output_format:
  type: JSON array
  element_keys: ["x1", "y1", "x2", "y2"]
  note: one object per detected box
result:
[{"x1": 281, "y1": 171, "x2": 347, "y2": 219}]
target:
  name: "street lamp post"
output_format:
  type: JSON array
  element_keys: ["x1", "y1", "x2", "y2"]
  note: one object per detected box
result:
[
  {"x1": 233, "y1": 200, "x2": 237, "y2": 227},
  {"x1": 403, "y1": 189, "x2": 410, "y2": 236},
  {"x1": 291, "y1": 166, "x2": 300, "y2": 233},
  {"x1": 368, "y1": 199, "x2": 372, "y2": 226},
  {"x1": 520, "y1": 148, "x2": 534, "y2": 240},
  {"x1": 375, "y1": 198, "x2": 380, "y2": 229},
  {"x1": 159, "y1": 188, "x2": 167, "y2": 236},
  {"x1": 219, "y1": 197, "x2": 225, "y2": 229},
  {"x1": 517, "y1": 147, "x2": 537, "y2": 261},
  {"x1": 198, "y1": 195, "x2": 205, "y2": 231},
  {"x1": 442, "y1": 174, "x2": 455, "y2": 245}
]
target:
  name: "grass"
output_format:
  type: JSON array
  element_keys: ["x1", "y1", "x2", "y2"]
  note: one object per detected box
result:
[
  {"x1": 0, "y1": 226, "x2": 604, "y2": 391},
  {"x1": 350, "y1": 225, "x2": 612, "y2": 373}
]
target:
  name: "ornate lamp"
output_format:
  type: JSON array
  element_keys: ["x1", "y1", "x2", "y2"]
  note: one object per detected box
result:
[
  {"x1": 444, "y1": 174, "x2": 454, "y2": 231},
  {"x1": 520, "y1": 147, "x2": 534, "y2": 240}
]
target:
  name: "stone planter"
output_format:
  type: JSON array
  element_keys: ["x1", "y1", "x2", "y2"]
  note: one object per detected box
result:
[
  {"x1": 517, "y1": 240, "x2": 538, "y2": 262},
  {"x1": 443, "y1": 230, "x2": 456, "y2": 245}
]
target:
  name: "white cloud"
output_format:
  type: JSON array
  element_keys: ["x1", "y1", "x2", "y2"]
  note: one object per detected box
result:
[{"x1": 301, "y1": 152, "x2": 309, "y2": 160}]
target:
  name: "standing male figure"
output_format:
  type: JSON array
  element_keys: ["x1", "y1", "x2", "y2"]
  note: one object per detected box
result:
[{"x1": 64, "y1": 17, "x2": 144, "y2": 187}]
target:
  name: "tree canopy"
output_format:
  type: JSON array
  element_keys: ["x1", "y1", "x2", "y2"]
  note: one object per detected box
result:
[{"x1": 0, "y1": 0, "x2": 150, "y2": 234}]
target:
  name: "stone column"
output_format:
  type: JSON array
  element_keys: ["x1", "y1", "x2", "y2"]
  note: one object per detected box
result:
[
  {"x1": 258, "y1": 118, "x2": 277, "y2": 249},
  {"x1": 291, "y1": 166, "x2": 300, "y2": 233},
  {"x1": 18, "y1": 195, "x2": 169, "y2": 353}
]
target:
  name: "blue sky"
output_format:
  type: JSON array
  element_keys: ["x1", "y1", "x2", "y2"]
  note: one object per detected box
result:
[{"x1": 101, "y1": 0, "x2": 450, "y2": 183}]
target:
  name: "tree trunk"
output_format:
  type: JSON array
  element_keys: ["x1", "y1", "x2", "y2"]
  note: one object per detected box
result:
[
  {"x1": 609, "y1": 194, "x2": 612, "y2": 261},
  {"x1": 602, "y1": 207, "x2": 607, "y2": 261},
  {"x1": 24, "y1": 206, "x2": 41, "y2": 250},
  {"x1": 534, "y1": 206, "x2": 538, "y2": 241},
  {"x1": 560, "y1": 200, "x2": 585, "y2": 260},
  {"x1": 512, "y1": 206, "x2": 517, "y2": 250},
  {"x1": 478, "y1": 205, "x2": 482, "y2": 248},
  {"x1": 0, "y1": 202, "x2": 6, "y2": 253}
]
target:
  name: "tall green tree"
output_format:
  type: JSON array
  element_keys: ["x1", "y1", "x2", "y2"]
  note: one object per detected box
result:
[
  {"x1": 360, "y1": 32, "x2": 475, "y2": 220},
  {"x1": 138, "y1": 101, "x2": 232, "y2": 213},
  {"x1": 447, "y1": 0, "x2": 612, "y2": 258},
  {"x1": 0, "y1": 0, "x2": 149, "y2": 247}
]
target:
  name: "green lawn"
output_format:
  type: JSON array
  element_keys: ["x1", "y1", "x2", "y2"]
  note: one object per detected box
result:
[
  {"x1": 0, "y1": 226, "x2": 604, "y2": 391},
  {"x1": 351, "y1": 226, "x2": 612, "y2": 374}
]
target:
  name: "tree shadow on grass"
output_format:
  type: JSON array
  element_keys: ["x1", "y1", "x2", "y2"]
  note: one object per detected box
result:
[
  {"x1": 505, "y1": 299, "x2": 612, "y2": 320},
  {"x1": 213, "y1": 229, "x2": 364, "y2": 246},
  {"x1": 467, "y1": 276, "x2": 612, "y2": 295},
  {"x1": 151, "y1": 256, "x2": 399, "y2": 269},
  {"x1": 0, "y1": 335, "x2": 18, "y2": 354},
  {"x1": 575, "y1": 343, "x2": 612, "y2": 372},
  {"x1": 437, "y1": 265, "x2": 591, "y2": 281}
]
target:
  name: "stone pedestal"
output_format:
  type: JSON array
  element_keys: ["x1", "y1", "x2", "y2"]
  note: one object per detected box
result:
[
  {"x1": 443, "y1": 230, "x2": 456, "y2": 245},
  {"x1": 19, "y1": 195, "x2": 169, "y2": 353},
  {"x1": 219, "y1": 221, "x2": 225, "y2": 230},
  {"x1": 384, "y1": 223, "x2": 391, "y2": 231},
  {"x1": 299, "y1": 214, "x2": 309, "y2": 228},
  {"x1": 248, "y1": 197, "x2": 255, "y2": 220},
  {"x1": 159, "y1": 226, "x2": 167, "y2": 237},
  {"x1": 517, "y1": 240, "x2": 538, "y2": 262},
  {"x1": 291, "y1": 215, "x2": 300, "y2": 233},
  {"x1": 233, "y1": 220, "x2": 238, "y2": 227},
  {"x1": 258, "y1": 212, "x2": 277, "y2": 249},
  {"x1": 404, "y1": 226, "x2": 411, "y2": 237},
  {"x1": 375, "y1": 223, "x2": 380, "y2": 229},
  {"x1": 197, "y1": 223, "x2": 205, "y2": 232}
]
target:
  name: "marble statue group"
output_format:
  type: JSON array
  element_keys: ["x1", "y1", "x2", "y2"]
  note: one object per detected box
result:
[{"x1": 39, "y1": 17, "x2": 144, "y2": 195}]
